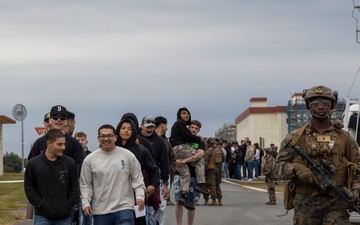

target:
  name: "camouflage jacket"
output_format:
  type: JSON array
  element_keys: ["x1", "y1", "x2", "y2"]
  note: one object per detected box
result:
[
  {"x1": 273, "y1": 121, "x2": 360, "y2": 193},
  {"x1": 263, "y1": 154, "x2": 276, "y2": 179}
]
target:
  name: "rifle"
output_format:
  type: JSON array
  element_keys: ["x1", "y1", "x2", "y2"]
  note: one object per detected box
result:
[{"x1": 286, "y1": 139, "x2": 360, "y2": 214}]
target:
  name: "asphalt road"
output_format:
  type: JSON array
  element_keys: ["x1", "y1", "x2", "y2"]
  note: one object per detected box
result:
[{"x1": 15, "y1": 179, "x2": 293, "y2": 225}]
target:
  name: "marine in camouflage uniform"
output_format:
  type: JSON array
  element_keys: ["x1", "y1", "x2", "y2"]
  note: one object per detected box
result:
[
  {"x1": 262, "y1": 147, "x2": 276, "y2": 205},
  {"x1": 204, "y1": 138, "x2": 223, "y2": 206},
  {"x1": 274, "y1": 85, "x2": 360, "y2": 225}
]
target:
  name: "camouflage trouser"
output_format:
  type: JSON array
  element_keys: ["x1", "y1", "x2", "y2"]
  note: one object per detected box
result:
[
  {"x1": 173, "y1": 144, "x2": 205, "y2": 193},
  {"x1": 204, "y1": 168, "x2": 222, "y2": 201},
  {"x1": 292, "y1": 193, "x2": 350, "y2": 225},
  {"x1": 267, "y1": 178, "x2": 276, "y2": 201}
]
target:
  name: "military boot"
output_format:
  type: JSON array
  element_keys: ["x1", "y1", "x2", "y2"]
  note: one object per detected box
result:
[
  {"x1": 217, "y1": 199, "x2": 223, "y2": 206},
  {"x1": 209, "y1": 199, "x2": 217, "y2": 206},
  {"x1": 266, "y1": 200, "x2": 276, "y2": 205},
  {"x1": 203, "y1": 200, "x2": 209, "y2": 206}
]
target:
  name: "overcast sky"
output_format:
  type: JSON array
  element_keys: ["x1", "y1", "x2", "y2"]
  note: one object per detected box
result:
[{"x1": 1, "y1": 0, "x2": 360, "y2": 158}]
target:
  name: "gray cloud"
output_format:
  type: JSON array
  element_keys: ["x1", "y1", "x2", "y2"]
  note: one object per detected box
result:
[{"x1": 1, "y1": 0, "x2": 360, "y2": 157}]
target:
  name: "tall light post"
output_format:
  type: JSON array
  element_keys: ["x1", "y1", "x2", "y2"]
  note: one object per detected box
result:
[{"x1": 12, "y1": 104, "x2": 27, "y2": 172}]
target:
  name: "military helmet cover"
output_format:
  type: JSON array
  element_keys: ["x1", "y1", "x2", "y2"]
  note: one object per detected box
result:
[{"x1": 302, "y1": 85, "x2": 338, "y2": 109}]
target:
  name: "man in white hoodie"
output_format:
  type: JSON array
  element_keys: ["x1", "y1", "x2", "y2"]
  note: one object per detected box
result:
[{"x1": 80, "y1": 124, "x2": 145, "y2": 225}]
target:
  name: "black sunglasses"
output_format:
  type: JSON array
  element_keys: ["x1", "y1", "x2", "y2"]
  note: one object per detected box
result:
[
  {"x1": 51, "y1": 115, "x2": 67, "y2": 121},
  {"x1": 145, "y1": 119, "x2": 155, "y2": 124}
]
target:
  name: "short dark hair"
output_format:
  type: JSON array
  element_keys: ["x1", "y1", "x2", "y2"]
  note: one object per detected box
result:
[
  {"x1": 74, "y1": 131, "x2": 87, "y2": 139},
  {"x1": 98, "y1": 124, "x2": 116, "y2": 135},
  {"x1": 45, "y1": 129, "x2": 65, "y2": 142},
  {"x1": 155, "y1": 116, "x2": 167, "y2": 127},
  {"x1": 190, "y1": 120, "x2": 202, "y2": 129}
]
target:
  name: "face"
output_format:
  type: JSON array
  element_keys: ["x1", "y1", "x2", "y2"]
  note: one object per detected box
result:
[
  {"x1": 309, "y1": 97, "x2": 331, "y2": 120},
  {"x1": 180, "y1": 110, "x2": 190, "y2": 122},
  {"x1": 98, "y1": 128, "x2": 117, "y2": 151},
  {"x1": 49, "y1": 114, "x2": 67, "y2": 131},
  {"x1": 64, "y1": 119, "x2": 76, "y2": 135},
  {"x1": 43, "y1": 119, "x2": 51, "y2": 131},
  {"x1": 141, "y1": 125, "x2": 155, "y2": 137},
  {"x1": 160, "y1": 123, "x2": 168, "y2": 134},
  {"x1": 75, "y1": 135, "x2": 88, "y2": 150},
  {"x1": 47, "y1": 137, "x2": 66, "y2": 157},
  {"x1": 120, "y1": 122, "x2": 132, "y2": 142},
  {"x1": 189, "y1": 124, "x2": 200, "y2": 135}
]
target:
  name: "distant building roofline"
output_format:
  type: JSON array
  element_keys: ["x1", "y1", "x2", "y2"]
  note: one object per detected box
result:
[{"x1": 0, "y1": 115, "x2": 16, "y2": 124}]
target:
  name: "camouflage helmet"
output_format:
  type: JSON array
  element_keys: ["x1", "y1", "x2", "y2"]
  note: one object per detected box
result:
[{"x1": 302, "y1": 85, "x2": 338, "y2": 110}]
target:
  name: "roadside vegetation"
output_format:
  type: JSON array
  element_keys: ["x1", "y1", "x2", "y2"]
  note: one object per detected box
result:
[{"x1": 0, "y1": 173, "x2": 27, "y2": 225}]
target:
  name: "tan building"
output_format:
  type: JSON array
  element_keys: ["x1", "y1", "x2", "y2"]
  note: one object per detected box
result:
[
  {"x1": 0, "y1": 115, "x2": 16, "y2": 176},
  {"x1": 235, "y1": 97, "x2": 287, "y2": 148}
]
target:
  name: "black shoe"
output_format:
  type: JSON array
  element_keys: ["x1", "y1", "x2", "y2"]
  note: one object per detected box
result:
[
  {"x1": 194, "y1": 184, "x2": 211, "y2": 196},
  {"x1": 178, "y1": 197, "x2": 195, "y2": 211}
]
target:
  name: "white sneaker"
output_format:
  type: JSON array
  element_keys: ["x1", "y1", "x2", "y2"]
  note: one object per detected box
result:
[{"x1": 248, "y1": 178, "x2": 253, "y2": 181}]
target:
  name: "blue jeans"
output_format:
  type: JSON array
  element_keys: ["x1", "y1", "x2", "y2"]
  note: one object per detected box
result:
[
  {"x1": 247, "y1": 161, "x2": 254, "y2": 179},
  {"x1": 221, "y1": 162, "x2": 228, "y2": 178},
  {"x1": 145, "y1": 205, "x2": 157, "y2": 225},
  {"x1": 93, "y1": 209, "x2": 134, "y2": 225},
  {"x1": 253, "y1": 159, "x2": 259, "y2": 178},
  {"x1": 154, "y1": 179, "x2": 168, "y2": 225},
  {"x1": 242, "y1": 162, "x2": 248, "y2": 178},
  {"x1": 234, "y1": 164, "x2": 242, "y2": 180},
  {"x1": 79, "y1": 201, "x2": 92, "y2": 225},
  {"x1": 34, "y1": 215, "x2": 71, "y2": 225}
]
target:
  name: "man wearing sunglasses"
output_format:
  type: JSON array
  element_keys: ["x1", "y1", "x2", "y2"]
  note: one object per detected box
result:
[{"x1": 28, "y1": 105, "x2": 85, "y2": 175}]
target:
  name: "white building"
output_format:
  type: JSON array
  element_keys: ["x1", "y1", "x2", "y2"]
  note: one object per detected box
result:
[{"x1": 235, "y1": 97, "x2": 287, "y2": 148}]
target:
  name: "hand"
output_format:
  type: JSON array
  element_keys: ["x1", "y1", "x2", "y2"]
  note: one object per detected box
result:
[
  {"x1": 162, "y1": 183, "x2": 169, "y2": 200},
  {"x1": 136, "y1": 199, "x2": 145, "y2": 211},
  {"x1": 343, "y1": 187, "x2": 359, "y2": 202},
  {"x1": 293, "y1": 164, "x2": 319, "y2": 185},
  {"x1": 176, "y1": 159, "x2": 185, "y2": 167},
  {"x1": 83, "y1": 206, "x2": 93, "y2": 216},
  {"x1": 145, "y1": 185, "x2": 156, "y2": 198},
  {"x1": 352, "y1": 189, "x2": 359, "y2": 202}
]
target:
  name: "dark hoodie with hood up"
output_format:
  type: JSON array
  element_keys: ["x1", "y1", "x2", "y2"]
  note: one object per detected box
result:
[
  {"x1": 115, "y1": 117, "x2": 161, "y2": 212},
  {"x1": 121, "y1": 113, "x2": 155, "y2": 159},
  {"x1": 115, "y1": 118, "x2": 160, "y2": 188},
  {"x1": 169, "y1": 107, "x2": 201, "y2": 147},
  {"x1": 24, "y1": 150, "x2": 79, "y2": 220}
]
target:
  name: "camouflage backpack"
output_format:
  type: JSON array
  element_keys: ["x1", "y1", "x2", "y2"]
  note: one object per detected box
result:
[{"x1": 211, "y1": 146, "x2": 224, "y2": 165}]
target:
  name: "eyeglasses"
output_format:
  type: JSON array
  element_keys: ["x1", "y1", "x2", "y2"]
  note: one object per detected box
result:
[
  {"x1": 180, "y1": 112, "x2": 189, "y2": 115},
  {"x1": 51, "y1": 115, "x2": 67, "y2": 121},
  {"x1": 98, "y1": 135, "x2": 115, "y2": 140},
  {"x1": 44, "y1": 120, "x2": 49, "y2": 123},
  {"x1": 309, "y1": 100, "x2": 331, "y2": 108}
]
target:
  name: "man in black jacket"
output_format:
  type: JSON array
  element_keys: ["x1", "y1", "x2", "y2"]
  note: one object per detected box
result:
[
  {"x1": 25, "y1": 129, "x2": 79, "y2": 224},
  {"x1": 139, "y1": 115, "x2": 170, "y2": 225},
  {"x1": 239, "y1": 138, "x2": 248, "y2": 180}
]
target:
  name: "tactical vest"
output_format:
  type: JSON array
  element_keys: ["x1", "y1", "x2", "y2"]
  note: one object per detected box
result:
[{"x1": 293, "y1": 124, "x2": 351, "y2": 196}]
